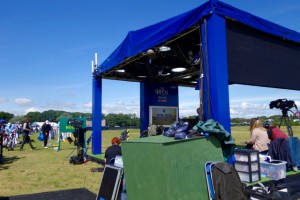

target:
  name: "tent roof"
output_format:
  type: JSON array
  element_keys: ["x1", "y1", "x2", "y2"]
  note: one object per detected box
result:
[{"x1": 96, "y1": 0, "x2": 300, "y2": 89}]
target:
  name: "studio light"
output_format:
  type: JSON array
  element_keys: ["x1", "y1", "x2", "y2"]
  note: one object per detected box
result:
[
  {"x1": 116, "y1": 69, "x2": 125, "y2": 73},
  {"x1": 171, "y1": 67, "x2": 186, "y2": 72},
  {"x1": 158, "y1": 46, "x2": 171, "y2": 52},
  {"x1": 182, "y1": 75, "x2": 191, "y2": 79}
]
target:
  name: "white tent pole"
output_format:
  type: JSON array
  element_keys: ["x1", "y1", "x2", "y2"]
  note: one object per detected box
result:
[{"x1": 91, "y1": 60, "x2": 94, "y2": 73}]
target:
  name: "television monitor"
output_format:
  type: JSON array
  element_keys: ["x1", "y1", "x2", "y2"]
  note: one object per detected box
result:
[
  {"x1": 149, "y1": 106, "x2": 179, "y2": 127},
  {"x1": 96, "y1": 165, "x2": 123, "y2": 200}
]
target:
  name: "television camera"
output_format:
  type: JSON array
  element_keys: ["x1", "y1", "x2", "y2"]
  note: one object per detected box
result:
[
  {"x1": 269, "y1": 99, "x2": 299, "y2": 137},
  {"x1": 67, "y1": 118, "x2": 87, "y2": 165},
  {"x1": 67, "y1": 118, "x2": 86, "y2": 147},
  {"x1": 269, "y1": 99, "x2": 297, "y2": 115}
]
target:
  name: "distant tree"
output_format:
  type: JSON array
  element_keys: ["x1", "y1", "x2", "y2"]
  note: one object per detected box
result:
[
  {"x1": 0, "y1": 111, "x2": 14, "y2": 122},
  {"x1": 57, "y1": 112, "x2": 72, "y2": 121},
  {"x1": 10, "y1": 115, "x2": 25, "y2": 124},
  {"x1": 25, "y1": 112, "x2": 42, "y2": 122},
  {"x1": 105, "y1": 113, "x2": 140, "y2": 127},
  {"x1": 41, "y1": 110, "x2": 60, "y2": 122}
]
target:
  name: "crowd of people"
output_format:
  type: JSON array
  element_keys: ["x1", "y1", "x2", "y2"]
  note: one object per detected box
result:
[{"x1": 0, "y1": 118, "x2": 58, "y2": 155}]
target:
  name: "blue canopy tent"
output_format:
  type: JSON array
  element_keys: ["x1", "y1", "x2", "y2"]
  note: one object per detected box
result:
[{"x1": 91, "y1": 0, "x2": 300, "y2": 154}]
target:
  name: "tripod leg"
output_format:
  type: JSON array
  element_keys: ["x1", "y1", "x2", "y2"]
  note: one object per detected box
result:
[
  {"x1": 283, "y1": 117, "x2": 294, "y2": 137},
  {"x1": 279, "y1": 116, "x2": 283, "y2": 128}
]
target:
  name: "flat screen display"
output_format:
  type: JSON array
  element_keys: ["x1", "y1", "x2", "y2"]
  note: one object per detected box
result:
[{"x1": 149, "y1": 106, "x2": 178, "y2": 127}]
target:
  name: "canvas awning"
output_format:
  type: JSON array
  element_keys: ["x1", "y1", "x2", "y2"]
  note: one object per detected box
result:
[{"x1": 96, "y1": 0, "x2": 300, "y2": 90}]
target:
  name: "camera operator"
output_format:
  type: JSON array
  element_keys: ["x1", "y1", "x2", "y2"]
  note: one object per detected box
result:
[{"x1": 41, "y1": 120, "x2": 52, "y2": 148}]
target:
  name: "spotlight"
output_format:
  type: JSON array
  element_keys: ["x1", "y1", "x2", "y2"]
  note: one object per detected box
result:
[
  {"x1": 115, "y1": 69, "x2": 125, "y2": 73},
  {"x1": 158, "y1": 46, "x2": 171, "y2": 52},
  {"x1": 172, "y1": 67, "x2": 186, "y2": 72}
]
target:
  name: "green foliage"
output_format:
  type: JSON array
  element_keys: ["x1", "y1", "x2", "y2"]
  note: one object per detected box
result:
[
  {"x1": 25, "y1": 111, "x2": 42, "y2": 122},
  {"x1": 105, "y1": 113, "x2": 139, "y2": 127},
  {"x1": 21, "y1": 110, "x2": 92, "y2": 123},
  {"x1": 0, "y1": 111, "x2": 14, "y2": 122},
  {"x1": 10, "y1": 115, "x2": 25, "y2": 123}
]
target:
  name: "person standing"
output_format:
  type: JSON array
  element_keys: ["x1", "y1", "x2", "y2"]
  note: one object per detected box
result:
[
  {"x1": 41, "y1": 120, "x2": 52, "y2": 148},
  {"x1": 20, "y1": 118, "x2": 35, "y2": 151},
  {"x1": 0, "y1": 120, "x2": 5, "y2": 162},
  {"x1": 196, "y1": 107, "x2": 202, "y2": 121}
]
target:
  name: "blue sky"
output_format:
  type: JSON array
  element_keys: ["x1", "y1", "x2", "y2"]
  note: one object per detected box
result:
[{"x1": 1, "y1": 0, "x2": 300, "y2": 119}]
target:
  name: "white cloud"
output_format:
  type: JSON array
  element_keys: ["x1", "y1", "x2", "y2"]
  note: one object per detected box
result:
[
  {"x1": 43, "y1": 101, "x2": 77, "y2": 111},
  {"x1": 230, "y1": 101, "x2": 283, "y2": 118},
  {"x1": 102, "y1": 101, "x2": 139, "y2": 116},
  {"x1": 15, "y1": 98, "x2": 33, "y2": 106},
  {"x1": 83, "y1": 102, "x2": 92, "y2": 112},
  {"x1": 25, "y1": 107, "x2": 41, "y2": 113}
]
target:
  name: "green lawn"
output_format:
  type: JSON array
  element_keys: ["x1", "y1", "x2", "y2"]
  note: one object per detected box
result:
[
  {"x1": 0, "y1": 126, "x2": 299, "y2": 197},
  {"x1": 231, "y1": 125, "x2": 300, "y2": 144}
]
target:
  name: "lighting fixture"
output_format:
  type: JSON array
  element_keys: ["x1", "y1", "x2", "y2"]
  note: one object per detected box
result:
[
  {"x1": 116, "y1": 69, "x2": 125, "y2": 73},
  {"x1": 158, "y1": 46, "x2": 171, "y2": 52},
  {"x1": 183, "y1": 75, "x2": 191, "y2": 79},
  {"x1": 137, "y1": 75, "x2": 147, "y2": 78},
  {"x1": 171, "y1": 67, "x2": 186, "y2": 72}
]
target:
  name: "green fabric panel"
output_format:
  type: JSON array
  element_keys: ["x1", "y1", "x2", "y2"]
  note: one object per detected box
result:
[{"x1": 121, "y1": 135, "x2": 224, "y2": 200}]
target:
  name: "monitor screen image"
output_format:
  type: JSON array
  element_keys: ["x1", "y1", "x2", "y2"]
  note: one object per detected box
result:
[{"x1": 149, "y1": 106, "x2": 178, "y2": 127}]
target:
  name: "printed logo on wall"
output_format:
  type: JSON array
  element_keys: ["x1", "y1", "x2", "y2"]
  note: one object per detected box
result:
[{"x1": 155, "y1": 87, "x2": 169, "y2": 103}]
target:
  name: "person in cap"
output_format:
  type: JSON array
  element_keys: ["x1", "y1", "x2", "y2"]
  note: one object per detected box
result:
[
  {"x1": 20, "y1": 118, "x2": 36, "y2": 151},
  {"x1": 41, "y1": 120, "x2": 52, "y2": 148}
]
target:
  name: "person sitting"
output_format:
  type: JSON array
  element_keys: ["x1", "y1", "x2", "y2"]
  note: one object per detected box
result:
[
  {"x1": 245, "y1": 118, "x2": 270, "y2": 154},
  {"x1": 105, "y1": 137, "x2": 122, "y2": 165}
]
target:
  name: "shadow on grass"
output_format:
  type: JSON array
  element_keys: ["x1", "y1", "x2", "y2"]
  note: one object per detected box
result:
[
  {"x1": 0, "y1": 156, "x2": 21, "y2": 171},
  {"x1": 0, "y1": 188, "x2": 96, "y2": 200}
]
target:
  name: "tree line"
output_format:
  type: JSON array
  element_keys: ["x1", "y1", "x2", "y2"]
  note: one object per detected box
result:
[
  {"x1": 1, "y1": 110, "x2": 298, "y2": 127},
  {"x1": 0, "y1": 110, "x2": 92, "y2": 124},
  {"x1": 0, "y1": 110, "x2": 140, "y2": 127}
]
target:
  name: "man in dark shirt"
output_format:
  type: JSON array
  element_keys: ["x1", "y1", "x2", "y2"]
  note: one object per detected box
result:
[
  {"x1": 41, "y1": 120, "x2": 52, "y2": 148},
  {"x1": 20, "y1": 118, "x2": 35, "y2": 151},
  {"x1": 105, "y1": 137, "x2": 122, "y2": 165},
  {"x1": 0, "y1": 120, "x2": 5, "y2": 162}
]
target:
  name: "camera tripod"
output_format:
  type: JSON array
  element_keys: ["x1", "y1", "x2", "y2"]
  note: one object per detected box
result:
[{"x1": 278, "y1": 109, "x2": 294, "y2": 137}]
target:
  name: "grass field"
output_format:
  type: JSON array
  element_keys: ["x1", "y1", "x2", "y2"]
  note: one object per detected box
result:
[
  {"x1": 231, "y1": 125, "x2": 300, "y2": 145},
  {"x1": 0, "y1": 126, "x2": 299, "y2": 197},
  {"x1": 0, "y1": 129, "x2": 141, "y2": 197}
]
